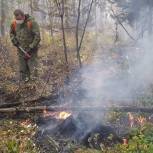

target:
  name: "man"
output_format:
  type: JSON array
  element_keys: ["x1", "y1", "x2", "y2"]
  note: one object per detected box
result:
[{"x1": 10, "y1": 9, "x2": 41, "y2": 82}]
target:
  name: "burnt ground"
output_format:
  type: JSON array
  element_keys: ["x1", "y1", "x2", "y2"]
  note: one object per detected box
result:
[
  {"x1": 35, "y1": 112, "x2": 124, "y2": 153},
  {"x1": 1, "y1": 43, "x2": 153, "y2": 152},
  {"x1": 33, "y1": 44, "x2": 153, "y2": 152}
]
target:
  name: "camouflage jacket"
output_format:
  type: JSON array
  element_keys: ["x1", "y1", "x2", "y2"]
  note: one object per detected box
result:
[{"x1": 10, "y1": 14, "x2": 41, "y2": 52}]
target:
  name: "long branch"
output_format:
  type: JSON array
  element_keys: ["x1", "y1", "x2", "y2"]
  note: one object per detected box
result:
[{"x1": 1, "y1": 106, "x2": 153, "y2": 113}]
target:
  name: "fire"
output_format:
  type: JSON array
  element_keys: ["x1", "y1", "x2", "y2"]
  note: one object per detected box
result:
[
  {"x1": 128, "y1": 112, "x2": 147, "y2": 127},
  {"x1": 57, "y1": 111, "x2": 71, "y2": 120},
  {"x1": 137, "y1": 116, "x2": 146, "y2": 126},
  {"x1": 43, "y1": 109, "x2": 71, "y2": 120},
  {"x1": 43, "y1": 109, "x2": 57, "y2": 118}
]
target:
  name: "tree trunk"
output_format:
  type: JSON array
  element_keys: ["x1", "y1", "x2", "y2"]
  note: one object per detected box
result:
[
  {"x1": 55, "y1": 0, "x2": 68, "y2": 65},
  {"x1": 0, "y1": 0, "x2": 5, "y2": 36},
  {"x1": 64, "y1": 0, "x2": 70, "y2": 31},
  {"x1": 46, "y1": 0, "x2": 54, "y2": 37},
  {"x1": 76, "y1": 0, "x2": 82, "y2": 67},
  {"x1": 61, "y1": 0, "x2": 68, "y2": 65},
  {"x1": 76, "y1": 0, "x2": 94, "y2": 68}
]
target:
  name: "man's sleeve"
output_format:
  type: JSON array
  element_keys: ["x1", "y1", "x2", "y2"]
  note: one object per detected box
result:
[
  {"x1": 29, "y1": 21, "x2": 41, "y2": 50},
  {"x1": 10, "y1": 23, "x2": 18, "y2": 47}
]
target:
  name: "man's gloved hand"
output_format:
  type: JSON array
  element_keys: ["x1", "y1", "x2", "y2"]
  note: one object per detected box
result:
[
  {"x1": 24, "y1": 46, "x2": 34, "y2": 60},
  {"x1": 24, "y1": 52, "x2": 31, "y2": 60}
]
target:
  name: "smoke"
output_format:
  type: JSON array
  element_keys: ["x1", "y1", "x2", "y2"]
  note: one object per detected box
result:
[
  {"x1": 59, "y1": 1, "x2": 153, "y2": 110},
  {"x1": 56, "y1": 35, "x2": 153, "y2": 140},
  {"x1": 39, "y1": 1, "x2": 153, "y2": 145},
  {"x1": 79, "y1": 36, "x2": 153, "y2": 106}
]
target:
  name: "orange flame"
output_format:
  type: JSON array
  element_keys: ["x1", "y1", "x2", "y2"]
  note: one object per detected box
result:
[
  {"x1": 57, "y1": 111, "x2": 71, "y2": 120},
  {"x1": 43, "y1": 109, "x2": 57, "y2": 118},
  {"x1": 43, "y1": 109, "x2": 71, "y2": 120},
  {"x1": 137, "y1": 116, "x2": 146, "y2": 126},
  {"x1": 128, "y1": 113, "x2": 147, "y2": 127}
]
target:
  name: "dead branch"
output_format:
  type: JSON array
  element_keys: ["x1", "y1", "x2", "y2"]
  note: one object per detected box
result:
[
  {"x1": 0, "y1": 106, "x2": 153, "y2": 114},
  {"x1": 0, "y1": 102, "x2": 21, "y2": 108}
]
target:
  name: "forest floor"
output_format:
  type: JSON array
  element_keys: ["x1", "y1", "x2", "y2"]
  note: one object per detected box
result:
[
  {"x1": 1, "y1": 34, "x2": 153, "y2": 153},
  {"x1": 0, "y1": 33, "x2": 95, "y2": 152}
]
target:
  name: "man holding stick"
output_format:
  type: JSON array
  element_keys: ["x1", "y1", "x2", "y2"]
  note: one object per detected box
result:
[{"x1": 10, "y1": 9, "x2": 41, "y2": 83}]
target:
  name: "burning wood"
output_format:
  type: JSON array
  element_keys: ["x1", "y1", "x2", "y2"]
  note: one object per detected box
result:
[
  {"x1": 57, "y1": 111, "x2": 71, "y2": 120},
  {"x1": 36, "y1": 112, "x2": 123, "y2": 151},
  {"x1": 43, "y1": 109, "x2": 71, "y2": 120},
  {"x1": 43, "y1": 109, "x2": 58, "y2": 118}
]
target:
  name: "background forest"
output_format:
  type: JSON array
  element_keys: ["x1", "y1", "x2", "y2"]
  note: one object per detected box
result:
[{"x1": 1, "y1": 0, "x2": 153, "y2": 153}]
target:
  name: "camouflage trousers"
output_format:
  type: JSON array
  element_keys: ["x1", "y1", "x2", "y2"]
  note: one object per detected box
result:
[{"x1": 18, "y1": 50, "x2": 38, "y2": 82}]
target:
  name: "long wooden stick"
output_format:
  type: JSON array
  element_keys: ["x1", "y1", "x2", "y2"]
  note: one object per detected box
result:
[
  {"x1": 0, "y1": 106, "x2": 153, "y2": 113},
  {"x1": 0, "y1": 102, "x2": 21, "y2": 108}
]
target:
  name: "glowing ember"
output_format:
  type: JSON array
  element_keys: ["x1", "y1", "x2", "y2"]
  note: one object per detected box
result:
[
  {"x1": 43, "y1": 109, "x2": 58, "y2": 118},
  {"x1": 57, "y1": 111, "x2": 71, "y2": 120}
]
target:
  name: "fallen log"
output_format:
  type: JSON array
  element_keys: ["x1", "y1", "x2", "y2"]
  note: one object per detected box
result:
[
  {"x1": 0, "y1": 102, "x2": 21, "y2": 108},
  {"x1": 0, "y1": 106, "x2": 153, "y2": 113},
  {"x1": 0, "y1": 95, "x2": 54, "y2": 109}
]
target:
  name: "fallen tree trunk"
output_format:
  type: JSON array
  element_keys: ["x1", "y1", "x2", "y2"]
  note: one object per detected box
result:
[
  {"x1": 0, "y1": 106, "x2": 153, "y2": 113},
  {"x1": 0, "y1": 102, "x2": 21, "y2": 108},
  {"x1": 0, "y1": 95, "x2": 54, "y2": 109}
]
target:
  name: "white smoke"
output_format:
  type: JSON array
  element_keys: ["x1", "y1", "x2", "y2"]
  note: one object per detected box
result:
[
  {"x1": 75, "y1": 30, "x2": 153, "y2": 110},
  {"x1": 57, "y1": 1, "x2": 153, "y2": 110},
  {"x1": 62, "y1": 33, "x2": 153, "y2": 110}
]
